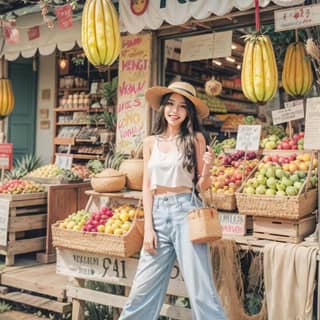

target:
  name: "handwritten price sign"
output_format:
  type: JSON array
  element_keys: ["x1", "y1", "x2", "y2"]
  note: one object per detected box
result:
[
  {"x1": 272, "y1": 105, "x2": 304, "y2": 125},
  {"x1": 275, "y1": 4, "x2": 319, "y2": 31},
  {"x1": 236, "y1": 125, "x2": 261, "y2": 151}
]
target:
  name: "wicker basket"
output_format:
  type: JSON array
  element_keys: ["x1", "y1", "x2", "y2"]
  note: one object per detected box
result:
[
  {"x1": 91, "y1": 168, "x2": 126, "y2": 193},
  {"x1": 119, "y1": 159, "x2": 143, "y2": 191},
  {"x1": 235, "y1": 188, "x2": 317, "y2": 220},
  {"x1": 52, "y1": 219, "x2": 144, "y2": 257},
  {"x1": 201, "y1": 190, "x2": 237, "y2": 211}
]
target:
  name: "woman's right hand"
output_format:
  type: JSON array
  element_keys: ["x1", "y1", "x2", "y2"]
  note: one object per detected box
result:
[{"x1": 143, "y1": 228, "x2": 158, "y2": 255}]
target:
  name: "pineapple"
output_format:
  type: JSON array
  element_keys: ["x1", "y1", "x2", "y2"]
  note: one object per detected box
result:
[{"x1": 5, "y1": 154, "x2": 42, "y2": 180}]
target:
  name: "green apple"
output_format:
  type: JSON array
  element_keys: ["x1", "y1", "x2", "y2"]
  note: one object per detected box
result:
[
  {"x1": 266, "y1": 167, "x2": 275, "y2": 178},
  {"x1": 281, "y1": 176, "x2": 293, "y2": 187},
  {"x1": 266, "y1": 177, "x2": 277, "y2": 190},
  {"x1": 293, "y1": 181, "x2": 303, "y2": 191},
  {"x1": 297, "y1": 171, "x2": 306, "y2": 179},
  {"x1": 286, "y1": 186, "x2": 298, "y2": 196},
  {"x1": 275, "y1": 169, "x2": 285, "y2": 179},
  {"x1": 276, "y1": 190, "x2": 286, "y2": 196},
  {"x1": 289, "y1": 174, "x2": 299, "y2": 183},
  {"x1": 245, "y1": 186, "x2": 255, "y2": 195},
  {"x1": 257, "y1": 174, "x2": 266, "y2": 185},
  {"x1": 276, "y1": 181, "x2": 286, "y2": 191},
  {"x1": 266, "y1": 188, "x2": 276, "y2": 196},
  {"x1": 256, "y1": 185, "x2": 266, "y2": 195},
  {"x1": 265, "y1": 141, "x2": 276, "y2": 150}
]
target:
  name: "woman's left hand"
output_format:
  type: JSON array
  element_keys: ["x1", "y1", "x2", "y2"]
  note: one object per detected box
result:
[{"x1": 203, "y1": 145, "x2": 215, "y2": 166}]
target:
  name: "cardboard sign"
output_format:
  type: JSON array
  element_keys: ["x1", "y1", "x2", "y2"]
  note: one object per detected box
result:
[
  {"x1": 236, "y1": 125, "x2": 261, "y2": 151},
  {"x1": 56, "y1": 248, "x2": 187, "y2": 297},
  {"x1": 55, "y1": 154, "x2": 72, "y2": 170},
  {"x1": 304, "y1": 97, "x2": 320, "y2": 150},
  {"x1": 272, "y1": 105, "x2": 304, "y2": 125},
  {"x1": 0, "y1": 199, "x2": 10, "y2": 246},
  {"x1": 180, "y1": 31, "x2": 232, "y2": 62},
  {"x1": 0, "y1": 144, "x2": 13, "y2": 170},
  {"x1": 55, "y1": 4, "x2": 73, "y2": 29},
  {"x1": 219, "y1": 213, "x2": 247, "y2": 236},
  {"x1": 116, "y1": 33, "x2": 152, "y2": 153},
  {"x1": 275, "y1": 4, "x2": 319, "y2": 32}
]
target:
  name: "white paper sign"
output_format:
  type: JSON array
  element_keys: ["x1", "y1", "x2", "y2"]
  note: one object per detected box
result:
[
  {"x1": 55, "y1": 155, "x2": 72, "y2": 170},
  {"x1": 219, "y1": 213, "x2": 247, "y2": 236},
  {"x1": 284, "y1": 99, "x2": 304, "y2": 109},
  {"x1": 304, "y1": 97, "x2": 320, "y2": 150},
  {"x1": 272, "y1": 105, "x2": 304, "y2": 125},
  {"x1": 275, "y1": 4, "x2": 319, "y2": 32},
  {"x1": 0, "y1": 199, "x2": 10, "y2": 246},
  {"x1": 56, "y1": 248, "x2": 187, "y2": 296},
  {"x1": 236, "y1": 125, "x2": 261, "y2": 151},
  {"x1": 180, "y1": 31, "x2": 232, "y2": 62}
]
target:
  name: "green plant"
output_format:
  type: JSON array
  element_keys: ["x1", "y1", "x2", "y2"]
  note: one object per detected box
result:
[
  {"x1": 72, "y1": 55, "x2": 85, "y2": 66},
  {"x1": 0, "y1": 301, "x2": 11, "y2": 313},
  {"x1": 102, "y1": 111, "x2": 117, "y2": 131},
  {"x1": 103, "y1": 77, "x2": 118, "y2": 106}
]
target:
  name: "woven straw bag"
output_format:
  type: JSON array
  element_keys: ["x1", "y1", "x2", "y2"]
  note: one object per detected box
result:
[
  {"x1": 119, "y1": 159, "x2": 144, "y2": 190},
  {"x1": 188, "y1": 190, "x2": 222, "y2": 243},
  {"x1": 91, "y1": 168, "x2": 126, "y2": 193}
]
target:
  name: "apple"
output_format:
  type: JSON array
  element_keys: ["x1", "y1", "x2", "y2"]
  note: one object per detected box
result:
[
  {"x1": 276, "y1": 181, "x2": 286, "y2": 191},
  {"x1": 266, "y1": 189, "x2": 276, "y2": 196},
  {"x1": 267, "y1": 177, "x2": 277, "y2": 189},
  {"x1": 276, "y1": 190, "x2": 286, "y2": 196},
  {"x1": 286, "y1": 186, "x2": 298, "y2": 196},
  {"x1": 275, "y1": 168, "x2": 285, "y2": 179},
  {"x1": 289, "y1": 174, "x2": 299, "y2": 183},
  {"x1": 266, "y1": 167, "x2": 275, "y2": 178},
  {"x1": 256, "y1": 185, "x2": 266, "y2": 195}
]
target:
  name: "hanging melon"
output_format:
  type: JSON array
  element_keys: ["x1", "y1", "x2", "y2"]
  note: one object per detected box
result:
[
  {"x1": 0, "y1": 79, "x2": 14, "y2": 119},
  {"x1": 81, "y1": 0, "x2": 121, "y2": 70},
  {"x1": 241, "y1": 34, "x2": 278, "y2": 103},
  {"x1": 282, "y1": 42, "x2": 313, "y2": 97}
]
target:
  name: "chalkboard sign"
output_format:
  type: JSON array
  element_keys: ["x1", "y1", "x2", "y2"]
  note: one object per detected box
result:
[
  {"x1": 236, "y1": 125, "x2": 261, "y2": 151},
  {"x1": 0, "y1": 199, "x2": 10, "y2": 246}
]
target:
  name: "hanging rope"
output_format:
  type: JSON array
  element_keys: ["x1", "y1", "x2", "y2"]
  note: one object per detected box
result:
[{"x1": 255, "y1": 0, "x2": 260, "y2": 32}]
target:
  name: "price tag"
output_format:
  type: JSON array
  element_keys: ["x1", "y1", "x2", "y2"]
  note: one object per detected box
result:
[
  {"x1": 0, "y1": 143, "x2": 13, "y2": 170},
  {"x1": 0, "y1": 199, "x2": 10, "y2": 246},
  {"x1": 284, "y1": 99, "x2": 304, "y2": 109},
  {"x1": 304, "y1": 97, "x2": 320, "y2": 150},
  {"x1": 236, "y1": 125, "x2": 261, "y2": 151},
  {"x1": 275, "y1": 4, "x2": 319, "y2": 32},
  {"x1": 272, "y1": 104, "x2": 304, "y2": 125},
  {"x1": 55, "y1": 154, "x2": 73, "y2": 170}
]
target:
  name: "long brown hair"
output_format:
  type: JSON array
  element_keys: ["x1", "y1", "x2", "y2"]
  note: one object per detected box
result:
[{"x1": 152, "y1": 93, "x2": 208, "y2": 174}]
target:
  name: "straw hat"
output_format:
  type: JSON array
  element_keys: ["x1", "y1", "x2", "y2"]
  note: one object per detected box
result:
[{"x1": 145, "y1": 81, "x2": 209, "y2": 119}]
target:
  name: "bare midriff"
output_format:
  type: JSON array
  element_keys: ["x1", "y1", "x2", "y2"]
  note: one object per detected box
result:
[{"x1": 153, "y1": 185, "x2": 192, "y2": 196}]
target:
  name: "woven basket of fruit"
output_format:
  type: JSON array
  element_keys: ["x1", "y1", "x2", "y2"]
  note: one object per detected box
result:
[
  {"x1": 91, "y1": 168, "x2": 126, "y2": 193},
  {"x1": 207, "y1": 150, "x2": 259, "y2": 211},
  {"x1": 52, "y1": 205, "x2": 145, "y2": 257},
  {"x1": 235, "y1": 152, "x2": 318, "y2": 220}
]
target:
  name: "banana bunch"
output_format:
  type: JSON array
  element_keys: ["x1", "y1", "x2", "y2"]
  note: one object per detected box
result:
[
  {"x1": 241, "y1": 35, "x2": 278, "y2": 103},
  {"x1": 0, "y1": 79, "x2": 14, "y2": 119},
  {"x1": 282, "y1": 42, "x2": 313, "y2": 97},
  {"x1": 81, "y1": 0, "x2": 120, "y2": 69}
]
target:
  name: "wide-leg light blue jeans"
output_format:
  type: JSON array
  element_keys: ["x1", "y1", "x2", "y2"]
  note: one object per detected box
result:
[{"x1": 119, "y1": 192, "x2": 227, "y2": 320}]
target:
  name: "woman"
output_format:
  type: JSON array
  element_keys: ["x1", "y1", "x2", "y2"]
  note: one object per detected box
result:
[{"x1": 119, "y1": 82, "x2": 226, "y2": 320}]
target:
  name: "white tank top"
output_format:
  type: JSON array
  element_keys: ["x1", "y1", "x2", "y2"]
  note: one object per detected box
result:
[{"x1": 148, "y1": 136, "x2": 194, "y2": 190}]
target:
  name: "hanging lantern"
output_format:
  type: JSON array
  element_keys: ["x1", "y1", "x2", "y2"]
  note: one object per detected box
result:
[
  {"x1": 0, "y1": 78, "x2": 14, "y2": 119},
  {"x1": 81, "y1": 0, "x2": 121, "y2": 71}
]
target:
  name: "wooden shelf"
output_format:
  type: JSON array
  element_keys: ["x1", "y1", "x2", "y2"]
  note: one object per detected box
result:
[
  {"x1": 220, "y1": 94, "x2": 252, "y2": 103},
  {"x1": 55, "y1": 153, "x2": 105, "y2": 161},
  {"x1": 54, "y1": 137, "x2": 76, "y2": 145},
  {"x1": 56, "y1": 122, "x2": 89, "y2": 126},
  {"x1": 55, "y1": 108, "x2": 89, "y2": 112},
  {"x1": 58, "y1": 87, "x2": 89, "y2": 92}
]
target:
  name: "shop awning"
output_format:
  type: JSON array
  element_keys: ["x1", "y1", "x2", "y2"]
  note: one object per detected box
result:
[
  {"x1": 2, "y1": 13, "x2": 82, "y2": 61},
  {"x1": 119, "y1": 0, "x2": 305, "y2": 34}
]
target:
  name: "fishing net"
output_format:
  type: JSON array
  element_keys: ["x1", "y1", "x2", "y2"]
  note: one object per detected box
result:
[{"x1": 211, "y1": 239, "x2": 267, "y2": 320}]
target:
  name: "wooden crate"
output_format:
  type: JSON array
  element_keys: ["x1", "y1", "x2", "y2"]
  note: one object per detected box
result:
[
  {"x1": 253, "y1": 215, "x2": 316, "y2": 243},
  {"x1": 0, "y1": 192, "x2": 47, "y2": 266}
]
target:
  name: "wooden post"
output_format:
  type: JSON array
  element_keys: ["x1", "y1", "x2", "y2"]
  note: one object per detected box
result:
[{"x1": 72, "y1": 278, "x2": 85, "y2": 320}]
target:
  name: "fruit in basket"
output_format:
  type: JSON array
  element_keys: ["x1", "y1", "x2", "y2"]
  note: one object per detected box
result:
[
  {"x1": 241, "y1": 34, "x2": 278, "y2": 103},
  {"x1": 28, "y1": 164, "x2": 62, "y2": 178},
  {"x1": 72, "y1": 164, "x2": 91, "y2": 179},
  {"x1": 82, "y1": 0, "x2": 120, "y2": 69},
  {"x1": 282, "y1": 42, "x2": 313, "y2": 97},
  {"x1": 59, "y1": 209, "x2": 91, "y2": 231},
  {"x1": 260, "y1": 134, "x2": 281, "y2": 150},
  {"x1": 277, "y1": 132, "x2": 304, "y2": 150},
  {"x1": 0, "y1": 179, "x2": 44, "y2": 194},
  {"x1": 83, "y1": 206, "x2": 114, "y2": 233}
]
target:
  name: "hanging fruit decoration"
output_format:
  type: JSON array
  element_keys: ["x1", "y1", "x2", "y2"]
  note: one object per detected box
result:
[
  {"x1": 0, "y1": 58, "x2": 14, "y2": 119},
  {"x1": 0, "y1": 79, "x2": 14, "y2": 119},
  {"x1": 81, "y1": 0, "x2": 121, "y2": 71},
  {"x1": 241, "y1": 0, "x2": 278, "y2": 104},
  {"x1": 282, "y1": 42, "x2": 313, "y2": 97}
]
